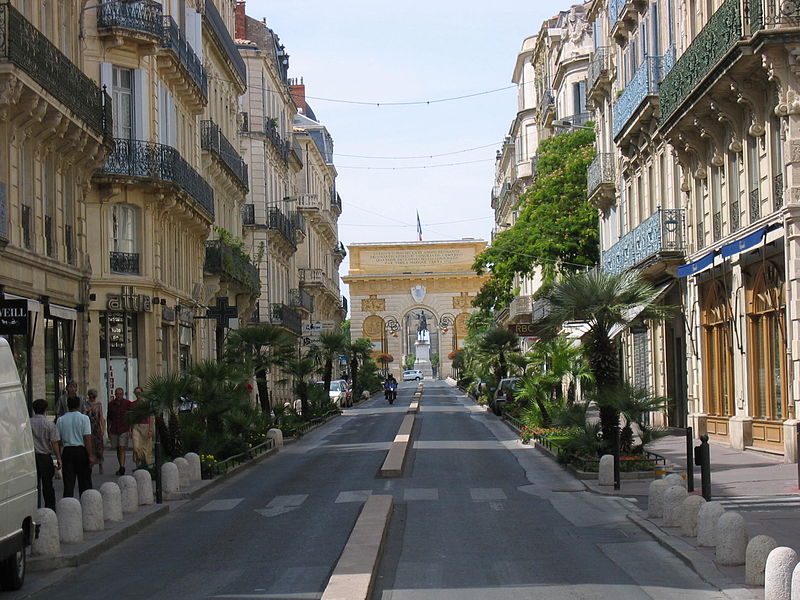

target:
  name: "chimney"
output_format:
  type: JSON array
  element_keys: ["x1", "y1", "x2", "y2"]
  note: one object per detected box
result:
[
  {"x1": 290, "y1": 80, "x2": 305, "y2": 114},
  {"x1": 235, "y1": 1, "x2": 246, "y2": 40}
]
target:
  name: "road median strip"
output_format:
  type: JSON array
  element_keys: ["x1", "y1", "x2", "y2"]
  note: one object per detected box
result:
[
  {"x1": 321, "y1": 494, "x2": 393, "y2": 600},
  {"x1": 380, "y1": 411, "x2": 417, "y2": 477}
]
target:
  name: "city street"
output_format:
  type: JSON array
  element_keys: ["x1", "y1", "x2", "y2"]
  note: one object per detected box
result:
[{"x1": 25, "y1": 383, "x2": 729, "y2": 599}]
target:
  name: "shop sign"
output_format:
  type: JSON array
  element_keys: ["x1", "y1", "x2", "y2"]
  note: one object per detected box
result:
[
  {"x1": 107, "y1": 286, "x2": 152, "y2": 312},
  {"x1": 178, "y1": 306, "x2": 194, "y2": 325},
  {"x1": 162, "y1": 306, "x2": 176, "y2": 322},
  {"x1": 0, "y1": 299, "x2": 28, "y2": 335},
  {"x1": 508, "y1": 323, "x2": 537, "y2": 336}
]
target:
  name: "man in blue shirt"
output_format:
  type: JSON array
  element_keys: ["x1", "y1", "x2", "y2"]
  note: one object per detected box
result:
[{"x1": 55, "y1": 395, "x2": 96, "y2": 498}]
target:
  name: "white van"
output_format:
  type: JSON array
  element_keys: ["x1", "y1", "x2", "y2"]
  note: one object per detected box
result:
[{"x1": 0, "y1": 337, "x2": 37, "y2": 590}]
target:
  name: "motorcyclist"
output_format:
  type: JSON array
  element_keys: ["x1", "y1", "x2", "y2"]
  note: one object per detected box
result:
[{"x1": 384, "y1": 374, "x2": 397, "y2": 400}]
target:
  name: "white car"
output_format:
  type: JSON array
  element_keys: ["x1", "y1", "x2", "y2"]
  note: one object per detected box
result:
[
  {"x1": 403, "y1": 370, "x2": 423, "y2": 381},
  {"x1": 316, "y1": 379, "x2": 351, "y2": 407}
]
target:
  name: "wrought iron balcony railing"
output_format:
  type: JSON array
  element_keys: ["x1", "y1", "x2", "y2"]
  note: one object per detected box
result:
[
  {"x1": 613, "y1": 47, "x2": 675, "y2": 139},
  {"x1": 509, "y1": 295, "x2": 533, "y2": 321},
  {"x1": 602, "y1": 208, "x2": 686, "y2": 275},
  {"x1": 97, "y1": 0, "x2": 163, "y2": 38},
  {"x1": 0, "y1": 2, "x2": 112, "y2": 139},
  {"x1": 292, "y1": 210, "x2": 306, "y2": 234},
  {"x1": 203, "y1": 0, "x2": 246, "y2": 86},
  {"x1": 265, "y1": 118, "x2": 290, "y2": 162},
  {"x1": 331, "y1": 190, "x2": 342, "y2": 211},
  {"x1": 200, "y1": 120, "x2": 248, "y2": 190},
  {"x1": 267, "y1": 207, "x2": 296, "y2": 247},
  {"x1": 161, "y1": 15, "x2": 208, "y2": 99},
  {"x1": 559, "y1": 112, "x2": 593, "y2": 129},
  {"x1": 241, "y1": 203, "x2": 255, "y2": 226},
  {"x1": 270, "y1": 303, "x2": 302, "y2": 335},
  {"x1": 0, "y1": 185, "x2": 7, "y2": 245},
  {"x1": 588, "y1": 47, "x2": 611, "y2": 94},
  {"x1": 333, "y1": 242, "x2": 347, "y2": 258},
  {"x1": 609, "y1": 0, "x2": 627, "y2": 24},
  {"x1": 540, "y1": 89, "x2": 555, "y2": 116},
  {"x1": 204, "y1": 239, "x2": 260, "y2": 294},
  {"x1": 99, "y1": 138, "x2": 215, "y2": 217},
  {"x1": 110, "y1": 251, "x2": 140, "y2": 274},
  {"x1": 587, "y1": 152, "x2": 615, "y2": 197},
  {"x1": 289, "y1": 288, "x2": 314, "y2": 313}
]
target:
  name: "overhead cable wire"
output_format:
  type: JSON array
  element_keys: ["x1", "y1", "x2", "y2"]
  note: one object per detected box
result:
[
  {"x1": 337, "y1": 158, "x2": 491, "y2": 170},
  {"x1": 336, "y1": 141, "x2": 502, "y2": 160}
]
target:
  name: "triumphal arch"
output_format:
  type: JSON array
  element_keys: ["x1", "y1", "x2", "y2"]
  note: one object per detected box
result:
[{"x1": 343, "y1": 240, "x2": 488, "y2": 378}]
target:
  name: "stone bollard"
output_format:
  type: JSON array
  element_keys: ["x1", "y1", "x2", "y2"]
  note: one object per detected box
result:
[
  {"x1": 746, "y1": 535, "x2": 778, "y2": 586},
  {"x1": 100, "y1": 482, "x2": 123, "y2": 522},
  {"x1": 80, "y1": 489, "x2": 104, "y2": 532},
  {"x1": 174, "y1": 457, "x2": 190, "y2": 489},
  {"x1": 32, "y1": 508, "x2": 60, "y2": 556},
  {"x1": 185, "y1": 452, "x2": 202, "y2": 481},
  {"x1": 162, "y1": 461, "x2": 179, "y2": 496},
  {"x1": 647, "y1": 479, "x2": 671, "y2": 518},
  {"x1": 598, "y1": 455, "x2": 615, "y2": 486},
  {"x1": 663, "y1": 485, "x2": 688, "y2": 527},
  {"x1": 56, "y1": 497, "x2": 83, "y2": 544},
  {"x1": 678, "y1": 495, "x2": 706, "y2": 537},
  {"x1": 665, "y1": 472, "x2": 686, "y2": 489},
  {"x1": 267, "y1": 428, "x2": 284, "y2": 450},
  {"x1": 119, "y1": 475, "x2": 139, "y2": 514},
  {"x1": 134, "y1": 469, "x2": 154, "y2": 505},
  {"x1": 715, "y1": 511, "x2": 747, "y2": 566},
  {"x1": 791, "y1": 562, "x2": 800, "y2": 599},
  {"x1": 765, "y1": 546, "x2": 799, "y2": 600},
  {"x1": 697, "y1": 501, "x2": 725, "y2": 547}
]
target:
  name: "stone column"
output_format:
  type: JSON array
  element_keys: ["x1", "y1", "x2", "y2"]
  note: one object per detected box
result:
[
  {"x1": 100, "y1": 482, "x2": 123, "y2": 522},
  {"x1": 119, "y1": 475, "x2": 139, "y2": 514},
  {"x1": 80, "y1": 489, "x2": 104, "y2": 532},
  {"x1": 32, "y1": 508, "x2": 60, "y2": 556},
  {"x1": 56, "y1": 498, "x2": 83, "y2": 544}
]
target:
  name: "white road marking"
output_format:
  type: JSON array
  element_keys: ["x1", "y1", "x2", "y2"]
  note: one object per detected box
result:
[
  {"x1": 470, "y1": 487, "x2": 507, "y2": 501},
  {"x1": 255, "y1": 494, "x2": 308, "y2": 517},
  {"x1": 198, "y1": 498, "x2": 244, "y2": 512},
  {"x1": 335, "y1": 490, "x2": 372, "y2": 503}
]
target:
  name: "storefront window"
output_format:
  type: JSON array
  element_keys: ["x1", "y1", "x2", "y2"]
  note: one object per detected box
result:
[
  {"x1": 702, "y1": 280, "x2": 735, "y2": 416},
  {"x1": 44, "y1": 318, "x2": 72, "y2": 405},
  {"x1": 100, "y1": 312, "x2": 139, "y2": 403}
]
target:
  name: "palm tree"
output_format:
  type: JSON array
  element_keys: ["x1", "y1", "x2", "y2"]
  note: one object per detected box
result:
[
  {"x1": 476, "y1": 327, "x2": 521, "y2": 387},
  {"x1": 134, "y1": 371, "x2": 193, "y2": 459},
  {"x1": 524, "y1": 335, "x2": 593, "y2": 406},
  {"x1": 545, "y1": 268, "x2": 672, "y2": 448},
  {"x1": 599, "y1": 382, "x2": 669, "y2": 453},
  {"x1": 346, "y1": 337, "x2": 374, "y2": 403},
  {"x1": 282, "y1": 354, "x2": 319, "y2": 417},
  {"x1": 318, "y1": 331, "x2": 347, "y2": 394},
  {"x1": 225, "y1": 324, "x2": 294, "y2": 413},
  {"x1": 188, "y1": 360, "x2": 250, "y2": 437}
]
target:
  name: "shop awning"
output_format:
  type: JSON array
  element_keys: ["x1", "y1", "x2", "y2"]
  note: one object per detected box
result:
[
  {"x1": 46, "y1": 303, "x2": 78, "y2": 321},
  {"x1": 720, "y1": 226, "x2": 767, "y2": 259},
  {"x1": 608, "y1": 282, "x2": 673, "y2": 339},
  {"x1": 677, "y1": 251, "x2": 716, "y2": 278}
]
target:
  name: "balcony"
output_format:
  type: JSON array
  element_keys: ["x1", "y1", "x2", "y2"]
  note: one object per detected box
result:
[
  {"x1": 330, "y1": 189, "x2": 342, "y2": 214},
  {"x1": 300, "y1": 267, "x2": 338, "y2": 299},
  {"x1": 293, "y1": 210, "x2": 306, "y2": 236},
  {"x1": 509, "y1": 295, "x2": 533, "y2": 322},
  {"x1": 613, "y1": 47, "x2": 675, "y2": 141},
  {"x1": 587, "y1": 152, "x2": 616, "y2": 210},
  {"x1": 289, "y1": 288, "x2": 314, "y2": 314},
  {"x1": 203, "y1": 0, "x2": 246, "y2": 88},
  {"x1": 204, "y1": 239, "x2": 260, "y2": 294},
  {"x1": 201, "y1": 120, "x2": 249, "y2": 191},
  {"x1": 267, "y1": 207, "x2": 297, "y2": 247},
  {"x1": 98, "y1": 138, "x2": 214, "y2": 218},
  {"x1": 540, "y1": 89, "x2": 555, "y2": 119},
  {"x1": 270, "y1": 303, "x2": 302, "y2": 335},
  {"x1": 602, "y1": 208, "x2": 686, "y2": 276},
  {"x1": 159, "y1": 15, "x2": 207, "y2": 109},
  {"x1": 558, "y1": 112, "x2": 593, "y2": 130},
  {"x1": 609, "y1": 0, "x2": 627, "y2": 24},
  {"x1": 333, "y1": 242, "x2": 347, "y2": 259},
  {"x1": 0, "y1": 2, "x2": 112, "y2": 140},
  {"x1": 587, "y1": 47, "x2": 612, "y2": 102},
  {"x1": 97, "y1": 0, "x2": 163, "y2": 49},
  {"x1": 110, "y1": 251, "x2": 140, "y2": 274},
  {"x1": 265, "y1": 118, "x2": 290, "y2": 163},
  {"x1": 296, "y1": 193, "x2": 336, "y2": 238}
]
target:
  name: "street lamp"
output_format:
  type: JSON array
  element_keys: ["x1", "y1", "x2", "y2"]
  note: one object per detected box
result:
[
  {"x1": 552, "y1": 119, "x2": 594, "y2": 131},
  {"x1": 438, "y1": 313, "x2": 455, "y2": 333},
  {"x1": 384, "y1": 317, "x2": 400, "y2": 338}
]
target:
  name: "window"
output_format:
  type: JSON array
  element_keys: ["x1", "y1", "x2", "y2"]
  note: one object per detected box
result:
[
  {"x1": 747, "y1": 263, "x2": 786, "y2": 421},
  {"x1": 747, "y1": 134, "x2": 761, "y2": 223},
  {"x1": 702, "y1": 280, "x2": 734, "y2": 417},
  {"x1": 694, "y1": 177, "x2": 705, "y2": 250},
  {"x1": 110, "y1": 204, "x2": 139, "y2": 274},
  {"x1": 728, "y1": 150, "x2": 741, "y2": 233},
  {"x1": 711, "y1": 165, "x2": 722, "y2": 241},
  {"x1": 63, "y1": 167, "x2": 75, "y2": 265},
  {"x1": 112, "y1": 67, "x2": 134, "y2": 139},
  {"x1": 20, "y1": 140, "x2": 34, "y2": 250},
  {"x1": 770, "y1": 115, "x2": 784, "y2": 211},
  {"x1": 43, "y1": 154, "x2": 55, "y2": 257}
]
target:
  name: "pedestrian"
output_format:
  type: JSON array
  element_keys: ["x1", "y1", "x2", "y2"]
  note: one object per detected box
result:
[
  {"x1": 107, "y1": 387, "x2": 132, "y2": 476},
  {"x1": 130, "y1": 386, "x2": 153, "y2": 468},
  {"x1": 54, "y1": 380, "x2": 87, "y2": 420},
  {"x1": 85, "y1": 388, "x2": 106, "y2": 474},
  {"x1": 55, "y1": 395, "x2": 95, "y2": 498},
  {"x1": 30, "y1": 399, "x2": 62, "y2": 510}
]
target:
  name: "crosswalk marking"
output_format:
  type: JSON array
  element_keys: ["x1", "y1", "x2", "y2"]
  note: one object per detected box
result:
[
  {"x1": 198, "y1": 498, "x2": 244, "y2": 512},
  {"x1": 255, "y1": 494, "x2": 309, "y2": 517},
  {"x1": 470, "y1": 487, "x2": 507, "y2": 501},
  {"x1": 719, "y1": 495, "x2": 800, "y2": 511},
  {"x1": 335, "y1": 490, "x2": 372, "y2": 503}
]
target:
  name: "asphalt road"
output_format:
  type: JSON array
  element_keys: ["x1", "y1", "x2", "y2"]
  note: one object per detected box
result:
[{"x1": 24, "y1": 382, "x2": 731, "y2": 599}]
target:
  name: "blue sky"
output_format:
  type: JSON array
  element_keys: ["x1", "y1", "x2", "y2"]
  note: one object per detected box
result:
[{"x1": 246, "y1": 1, "x2": 556, "y2": 290}]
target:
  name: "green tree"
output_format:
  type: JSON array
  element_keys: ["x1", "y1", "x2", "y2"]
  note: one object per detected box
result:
[
  {"x1": 134, "y1": 371, "x2": 193, "y2": 459},
  {"x1": 545, "y1": 269, "x2": 672, "y2": 449},
  {"x1": 473, "y1": 127, "x2": 598, "y2": 311},
  {"x1": 476, "y1": 327, "x2": 520, "y2": 388},
  {"x1": 282, "y1": 354, "x2": 319, "y2": 418},
  {"x1": 346, "y1": 337, "x2": 374, "y2": 402},
  {"x1": 319, "y1": 331, "x2": 348, "y2": 394}
]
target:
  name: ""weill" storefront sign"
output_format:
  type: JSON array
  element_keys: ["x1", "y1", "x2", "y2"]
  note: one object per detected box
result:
[{"x1": 0, "y1": 299, "x2": 28, "y2": 335}]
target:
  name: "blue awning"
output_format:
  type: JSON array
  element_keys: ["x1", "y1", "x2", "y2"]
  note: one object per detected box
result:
[
  {"x1": 721, "y1": 226, "x2": 767, "y2": 258},
  {"x1": 677, "y1": 251, "x2": 715, "y2": 278}
]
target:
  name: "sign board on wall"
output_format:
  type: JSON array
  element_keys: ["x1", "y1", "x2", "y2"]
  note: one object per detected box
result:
[
  {"x1": 0, "y1": 299, "x2": 28, "y2": 335},
  {"x1": 508, "y1": 323, "x2": 538, "y2": 336}
]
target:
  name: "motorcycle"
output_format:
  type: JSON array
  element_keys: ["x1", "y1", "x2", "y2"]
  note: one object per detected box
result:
[{"x1": 384, "y1": 381, "x2": 397, "y2": 404}]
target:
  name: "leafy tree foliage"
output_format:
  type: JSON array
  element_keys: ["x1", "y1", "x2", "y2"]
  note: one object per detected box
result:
[{"x1": 473, "y1": 127, "x2": 599, "y2": 311}]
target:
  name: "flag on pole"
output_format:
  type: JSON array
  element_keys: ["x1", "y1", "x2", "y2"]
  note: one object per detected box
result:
[{"x1": 416, "y1": 211, "x2": 423, "y2": 241}]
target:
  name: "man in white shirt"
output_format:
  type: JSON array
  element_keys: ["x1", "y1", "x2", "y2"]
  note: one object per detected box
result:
[{"x1": 55, "y1": 395, "x2": 95, "y2": 498}]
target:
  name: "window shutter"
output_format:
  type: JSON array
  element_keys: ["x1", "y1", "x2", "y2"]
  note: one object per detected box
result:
[
  {"x1": 100, "y1": 62, "x2": 113, "y2": 98},
  {"x1": 133, "y1": 69, "x2": 149, "y2": 141}
]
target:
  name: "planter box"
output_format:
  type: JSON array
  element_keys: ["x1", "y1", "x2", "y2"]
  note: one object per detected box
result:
[{"x1": 565, "y1": 463, "x2": 657, "y2": 480}]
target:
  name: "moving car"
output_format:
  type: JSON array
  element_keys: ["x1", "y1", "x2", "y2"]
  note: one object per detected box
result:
[
  {"x1": 489, "y1": 377, "x2": 521, "y2": 416},
  {"x1": 402, "y1": 369, "x2": 423, "y2": 381},
  {"x1": 0, "y1": 338, "x2": 37, "y2": 591}
]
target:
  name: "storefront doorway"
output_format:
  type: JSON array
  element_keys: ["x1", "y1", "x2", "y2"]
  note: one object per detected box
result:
[{"x1": 100, "y1": 311, "x2": 139, "y2": 405}]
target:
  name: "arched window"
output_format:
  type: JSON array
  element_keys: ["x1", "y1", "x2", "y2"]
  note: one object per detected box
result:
[
  {"x1": 701, "y1": 280, "x2": 734, "y2": 416},
  {"x1": 747, "y1": 262, "x2": 786, "y2": 420}
]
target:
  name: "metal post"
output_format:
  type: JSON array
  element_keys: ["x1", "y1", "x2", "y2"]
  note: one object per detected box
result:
[
  {"x1": 154, "y1": 420, "x2": 162, "y2": 504},
  {"x1": 613, "y1": 424, "x2": 621, "y2": 490},
  {"x1": 685, "y1": 426, "x2": 694, "y2": 492},
  {"x1": 796, "y1": 422, "x2": 800, "y2": 491},
  {"x1": 699, "y1": 434, "x2": 711, "y2": 501}
]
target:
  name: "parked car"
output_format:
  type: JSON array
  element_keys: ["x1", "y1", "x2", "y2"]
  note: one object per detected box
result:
[
  {"x1": 489, "y1": 377, "x2": 521, "y2": 415},
  {"x1": 0, "y1": 338, "x2": 37, "y2": 591},
  {"x1": 403, "y1": 370, "x2": 423, "y2": 381},
  {"x1": 316, "y1": 379, "x2": 351, "y2": 407}
]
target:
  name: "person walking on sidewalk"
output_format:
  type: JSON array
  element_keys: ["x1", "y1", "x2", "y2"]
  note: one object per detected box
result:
[
  {"x1": 30, "y1": 399, "x2": 62, "y2": 510},
  {"x1": 131, "y1": 386, "x2": 153, "y2": 468},
  {"x1": 107, "y1": 387, "x2": 132, "y2": 476},
  {"x1": 55, "y1": 395, "x2": 95, "y2": 498},
  {"x1": 86, "y1": 388, "x2": 106, "y2": 474},
  {"x1": 54, "y1": 380, "x2": 87, "y2": 420}
]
